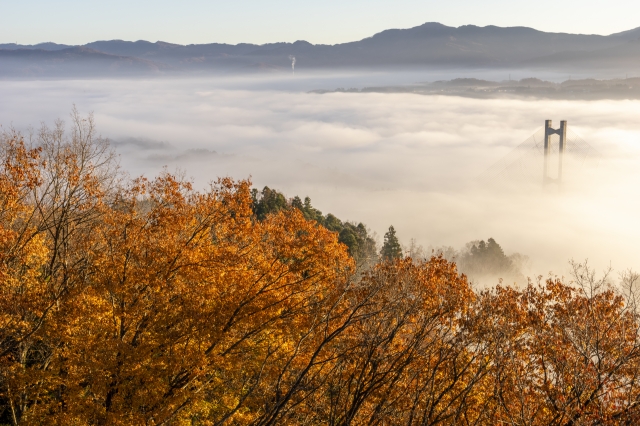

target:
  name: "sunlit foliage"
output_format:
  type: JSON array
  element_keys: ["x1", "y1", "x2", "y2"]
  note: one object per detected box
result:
[{"x1": 2, "y1": 113, "x2": 640, "y2": 425}]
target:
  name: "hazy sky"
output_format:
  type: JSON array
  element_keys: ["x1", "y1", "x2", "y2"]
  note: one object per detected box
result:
[{"x1": 2, "y1": 0, "x2": 639, "y2": 45}]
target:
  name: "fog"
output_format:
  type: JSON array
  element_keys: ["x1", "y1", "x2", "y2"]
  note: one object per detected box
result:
[{"x1": 2, "y1": 74, "x2": 639, "y2": 282}]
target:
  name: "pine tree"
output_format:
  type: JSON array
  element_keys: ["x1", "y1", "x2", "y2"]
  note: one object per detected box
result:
[{"x1": 381, "y1": 225, "x2": 403, "y2": 261}]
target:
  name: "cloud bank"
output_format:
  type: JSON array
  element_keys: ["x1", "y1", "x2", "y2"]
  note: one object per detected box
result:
[{"x1": 1, "y1": 77, "x2": 639, "y2": 281}]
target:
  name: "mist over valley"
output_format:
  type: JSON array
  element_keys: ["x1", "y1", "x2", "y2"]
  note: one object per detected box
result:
[{"x1": 2, "y1": 74, "x2": 638, "y2": 283}]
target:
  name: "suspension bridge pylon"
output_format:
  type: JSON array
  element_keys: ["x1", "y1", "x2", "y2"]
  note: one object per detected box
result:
[
  {"x1": 480, "y1": 120, "x2": 600, "y2": 187},
  {"x1": 543, "y1": 120, "x2": 567, "y2": 186}
]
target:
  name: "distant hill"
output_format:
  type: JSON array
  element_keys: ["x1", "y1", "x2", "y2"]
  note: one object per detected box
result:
[
  {"x1": 0, "y1": 42, "x2": 73, "y2": 51},
  {"x1": 609, "y1": 26, "x2": 640, "y2": 39},
  {"x1": 312, "y1": 76, "x2": 640, "y2": 101},
  {"x1": 530, "y1": 38, "x2": 640, "y2": 69},
  {"x1": 0, "y1": 47, "x2": 167, "y2": 78},
  {"x1": 2, "y1": 22, "x2": 640, "y2": 78}
]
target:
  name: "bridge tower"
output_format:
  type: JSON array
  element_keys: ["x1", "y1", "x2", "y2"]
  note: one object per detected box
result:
[{"x1": 543, "y1": 120, "x2": 567, "y2": 185}]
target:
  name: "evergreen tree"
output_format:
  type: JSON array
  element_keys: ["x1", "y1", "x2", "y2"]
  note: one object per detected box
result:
[
  {"x1": 254, "y1": 190, "x2": 377, "y2": 264},
  {"x1": 324, "y1": 213, "x2": 342, "y2": 232},
  {"x1": 381, "y1": 225, "x2": 403, "y2": 261},
  {"x1": 462, "y1": 237, "x2": 513, "y2": 276},
  {"x1": 251, "y1": 186, "x2": 288, "y2": 221},
  {"x1": 302, "y1": 196, "x2": 323, "y2": 223}
]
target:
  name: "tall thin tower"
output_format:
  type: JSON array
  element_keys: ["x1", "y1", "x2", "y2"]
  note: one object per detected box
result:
[{"x1": 543, "y1": 120, "x2": 567, "y2": 185}]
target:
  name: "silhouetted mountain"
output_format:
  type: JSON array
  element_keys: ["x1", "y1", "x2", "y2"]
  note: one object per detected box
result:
[
  {"x1": 530, "y1": 38, "x2": 640, "y2": 69},
  {"x1": 2, "y1": 22, "x2": 640, "y2": 78},
  {"x1": 313, "y1": 76, "x2": 640, "y2": 101},
  {"x1": 609, "y1": 26, "x2": 640, "y2": 40},
  {"x1": 0, "y1": 47, "x2": 167, "y2": 78},
  {"x1": 0, "y1": 42, "x2": 72, "y2": 51}
]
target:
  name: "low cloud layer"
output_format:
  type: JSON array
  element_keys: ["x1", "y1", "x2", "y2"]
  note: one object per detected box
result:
[{"x1": 2, "y1": 76, "x2": 639, "y2": 281}]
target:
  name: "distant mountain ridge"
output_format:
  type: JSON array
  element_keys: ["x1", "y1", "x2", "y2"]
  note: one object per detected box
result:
[
  {"x1": 0, "y1": 42, "x2": 73, "y2": 51},
  {"x1": 312, "y1": 76, "x2": 640, "y2": 101},
  {"x1": 2, "y1": 22, "x2": 640, "y2": 78},
  {"x1": 0, "y1": 46, "x2": 166, "y2": 78}
]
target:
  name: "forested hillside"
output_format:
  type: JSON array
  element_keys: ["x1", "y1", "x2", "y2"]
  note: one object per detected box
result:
[
  {"x1": 2, "y1": 113, "x2": 640, "y2": 424},
  {"x1": 251, "y1": 186, "x2": 378, "y2": 266}
]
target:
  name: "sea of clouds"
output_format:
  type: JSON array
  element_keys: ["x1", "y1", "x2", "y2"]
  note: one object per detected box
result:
[{"x1": 1, "y1": 74, "x2": 639, "y2": 283}]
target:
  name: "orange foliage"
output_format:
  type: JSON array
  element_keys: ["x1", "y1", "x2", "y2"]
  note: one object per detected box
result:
[{"x1": 2, "y1": 114, "x2": 640, "y2": 425}]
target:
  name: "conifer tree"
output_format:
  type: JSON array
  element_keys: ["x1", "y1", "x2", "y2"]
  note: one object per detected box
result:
[{"x1": 381, "y1": 225, "x2": 402, "y2": 261}]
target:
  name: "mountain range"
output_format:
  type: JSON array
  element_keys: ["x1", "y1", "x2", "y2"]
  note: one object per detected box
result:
[{"x1": 2, "y1": 22, "x2": 640, "y2": 78}]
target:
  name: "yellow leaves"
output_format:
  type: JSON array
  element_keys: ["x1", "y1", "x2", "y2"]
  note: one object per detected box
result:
[
  {"x1": 4, "y1": 121, "x2": 640, "y2": 425},
  {"x1": 473, "y1": 275, "x2": 640, "y2": 424},
  {"x1": 0, "y1": 163, "x2": 353, "y2": 423}
]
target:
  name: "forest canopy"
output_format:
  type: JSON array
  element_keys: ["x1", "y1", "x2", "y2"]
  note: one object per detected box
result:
[
  {"x1": 2, "y1": 113, "x2": 640, "y2": 425},
  {"x1": 251, "y1": 186, "x2": 377, "y2": 265}
]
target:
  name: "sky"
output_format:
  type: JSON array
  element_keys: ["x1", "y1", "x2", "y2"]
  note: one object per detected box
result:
[{"x1": 2, "y1": 0, "x2": 640, "y2": 45}]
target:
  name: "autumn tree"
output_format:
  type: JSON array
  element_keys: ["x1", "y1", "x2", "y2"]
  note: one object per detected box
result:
[
  {"x1": 476, "y1": 262, "x2": 640, "y2": 425},
  {"x1": 0, "y1": 134, "x2": 46, "y2": 425},
  {"x1": 0, "y1": 109, "x2": 119, "y2": 424},
  {"x1": 4, "y1": 111, "x2": 640, "y2": 425},
  {"x1": 291, "y1": 257, "x2": 494, "y2": 425},
  {"x1": 0, "y1": 113, "x2": 358, "y2": 424}
]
